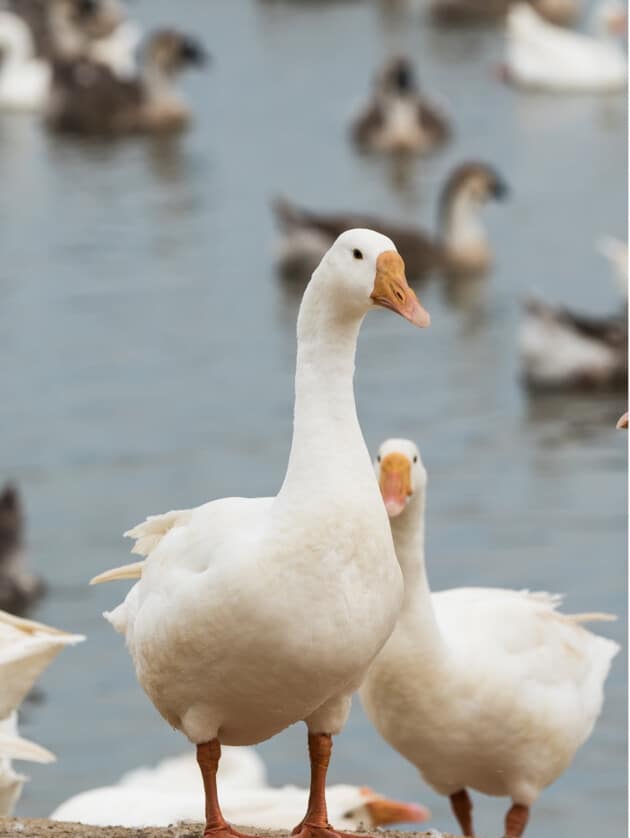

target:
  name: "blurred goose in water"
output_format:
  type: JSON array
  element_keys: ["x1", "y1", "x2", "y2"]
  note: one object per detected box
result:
[
  {"x1": 0, "y1": 711, "x2": 55, "y2": 817},
  {"x1": 360, "y1": 438, "x2": 619, "y2": 838},
  {"x1": 46, "y1": 28, "x2": 206, "y2": 136},
  {"x1": 519, "y1": 239, "x2": 628, "y2": 390},
  {"x1": 0, "y1": 0, "x2": 140, "y2": 109},
  {"x1": 0, "y1": 484, "x2": 45, "y2": 615},
  {"x1": 90, "y1": 230, "x2": 430, "y2": 838},
  {"x1": 504, "y1": 1, "x2": 627, "y2": 91},
  {"x1": 51, "y1": 747, "x2": 429, "y2": 830},
  {"x1": 430, "y1": 0, "x2": 579, "y2": 27},
  {"x1": 273, "y1": 162, "x2": 507, "y2": 282},
  {"x1": 351, "y1": 56, "x2": 450, "y2": 155}
]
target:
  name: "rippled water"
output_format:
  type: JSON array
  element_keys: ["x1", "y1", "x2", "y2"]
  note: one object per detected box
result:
[{"x1": 0, "y1": 1, "x2": 626, "y2": 836}]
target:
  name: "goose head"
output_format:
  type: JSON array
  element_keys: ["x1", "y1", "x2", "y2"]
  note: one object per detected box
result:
[
  {"x1": 379, "y1": 55, "x2": 417, "y2": 96},
  {"x1": 374, "y1": 438, "x2": 426, "y2": 518},
  {"x1": 440, "y1": 161, "x2": 508, "y2": 220},
  {"x1": 334, "y1": 785, "x2": 430, "y2": 829},
  {"x1": 144, "y1": 30, "x2": 207, "y2": 77},
  {"x1": 318, "y1": 229, "x2": 430, "y2": 327},
  {"x1": 50, "y1": 0, "x2": 125, "y2": 47}
]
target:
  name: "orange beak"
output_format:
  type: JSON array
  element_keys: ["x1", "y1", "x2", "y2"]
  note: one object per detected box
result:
[
  {"x1": 616, "y1": 411, "x2": 628, "y2": 430},
  {"x1": 379, "y1": 452, "x2": 413, "y2": 517},
  {"x1": 370, "y1": 251, "x2": 430, "y2": 328},
  {"x1": 363, "y1": 794, "x2": 431, "y2": 827}
]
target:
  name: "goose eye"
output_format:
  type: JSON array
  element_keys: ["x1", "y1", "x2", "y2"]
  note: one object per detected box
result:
[
  {"x1": 376, "y1": 455, "x2": 381, "y2": 462},
  {"x1": 353, "y1": 249, "x2": 363, "y2": 260},
  {"x1": 413, "y1": 455, "x2": 418, "y2": 463}
]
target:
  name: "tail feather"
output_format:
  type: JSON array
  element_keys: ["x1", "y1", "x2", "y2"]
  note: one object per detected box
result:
[
  {"x1": 124, "y1": 509, "x2": 191, "y2": 557},
  {"x1": 568, "y1": 612, "x2": 618, "y2": 624}
]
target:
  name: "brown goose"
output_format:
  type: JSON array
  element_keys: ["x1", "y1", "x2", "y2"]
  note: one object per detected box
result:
[
  {"x1": 519, "y1": 298, "x2": 628, "y2": 391},
  {"x1": 430, "y1": 0, "x2": 578, "y2": 27},
  {"x1": 0, "y1": 484, "x2": 45, "y2": 615},
  {"x1": 351, "y1": 56, "x2": 451, "y2": 155},
  {"x1": 46, "y1": 29, "x2": 206, "y2": 136},
  {"x1": 273, "y1": 161, "x2": 508, "y2": 282},
  {"x1": 6, "y1": 0, "x2": 125, "y2": 61}
]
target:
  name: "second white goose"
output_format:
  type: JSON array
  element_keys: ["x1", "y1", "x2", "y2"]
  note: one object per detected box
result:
[{"x1": 360, "y1": 438, "x2": 619, "y2": 838}]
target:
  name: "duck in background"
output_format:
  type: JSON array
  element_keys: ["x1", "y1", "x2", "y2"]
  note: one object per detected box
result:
[
  {"x1": 351, "y1": 56, "x2": 450, "y2": 156},
  {"x1": 0, "y1": 484, "x2": 45, "y2": 615},
  {"x1": 430, "y1": 0, "x2": 579, "y2": 28},
  {"x1": 272, "y1": 162, "x2": 507, "y2": 282},
  {"x1": 51, "y1": 747, "x2": 430, "y2": 830},
  {"x1": 45, "y1": 29, "x2": 206, "y2": 136},
  {"x1": 360, "y1": 438, "x2": 619, "y2": 838},
  {"x1": 0, "y1": 0, "x2": 141, "y2": 110},
  {"x1": 504, "y1": 1, "x2": 627, "y2": 92},
  {"x1": 519, "y1": 238, "x2": 628, "y2": 391},
  {"x1": 0, "y1": 609, "x2": 85, "y2": 815}
]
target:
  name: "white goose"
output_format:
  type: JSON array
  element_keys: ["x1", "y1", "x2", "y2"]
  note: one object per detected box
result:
[
  {"x1": 505, "y1": 2, "x2": 627, "y2": 92},
  {"x1": 0, "y1": 11, "x2": 49, "y2": 110},
  {"x1": 91, "y1": 230, "x2": 430, "y2": 838},
  {"x1": 0, "y1": 609, "x2": 84, "y2": 815},
  {"x1": 51, "y1": 747, "x2": 429, "y2": 830},
  {"x1": 360, "y1": 438, "x2": 619, "y2": 838}
]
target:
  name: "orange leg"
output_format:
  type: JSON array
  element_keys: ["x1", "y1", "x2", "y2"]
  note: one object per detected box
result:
[
  {"x1": 197, "y1": 740, "x2": 249, "y2": 838},
  {"x1": 292, "y1": 733, "x2": 371, "y2": 838},
  {"x1": 505, "y1": 803, "x2": 529, "y2": 838},
  {"x1": 450, "y1": 789, "x2": 475, "y2": 837}
]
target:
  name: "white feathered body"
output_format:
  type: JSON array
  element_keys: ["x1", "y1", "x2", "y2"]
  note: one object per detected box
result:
[
  {"x1": 361, "y1": 586, "x2": 618, "y2": 805},
  {"x1": 506, "y1": 4, "x2": 627, "y2": 91},
  {"x1": 110, "y1": 484, "x2": 401, "y2": 746}
]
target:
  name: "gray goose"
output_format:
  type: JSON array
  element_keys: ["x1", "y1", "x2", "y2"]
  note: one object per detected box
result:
[
  {"x1": 351, "y1": 56, "x2": 451, "y2": 155},
  {"x1": 46, "y1": 29, "x2": 206, "y2": 136},
  {"x1": 519, "y1": 299, "x2": 628, "y2": 391},
  {"x1": 273, "y1": 161, "x2": 507, "y2": 282},
  {"x1": 5, "y1": 0, "x2": 125, "y2": 61},
  {"x1": 430, "y1": 0, "x2": 578, "y2": 27},
  {"x1": 0, "y1": 484, "x2": 45, "y2": 615}
]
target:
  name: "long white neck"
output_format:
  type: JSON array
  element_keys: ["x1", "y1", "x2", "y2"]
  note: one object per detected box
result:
[
  {"x1": 142, "y1": 64, "x2": 179, "y2": 106},
  {"x1": 389, "y1": 490, "x2": 444, "y2": 653},
  {"x1": 442, "y1": 192, "x2": 487, "y2": 252},
  {"x1": 279, "y1": 269, "x2": 373, "y2": 499},
  {"x1": 0, "y1": 13, "x2": 35, "y2": 68}
]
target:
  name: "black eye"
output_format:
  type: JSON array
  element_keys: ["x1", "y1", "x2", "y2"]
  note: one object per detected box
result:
[
  {"x1": 353, "y1": 249, "x2": 363, "y2": 260},
  {"x1": 413, "y1": 455, "x2": 418, "y2": 463}
]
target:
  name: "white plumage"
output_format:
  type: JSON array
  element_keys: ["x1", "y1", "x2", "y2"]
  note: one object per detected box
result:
[
  {"x1": 505, "y1": 2, "x2": 627, "y2": 92},
  {"x1": 360, "y1": 438, "x2": 619, "y2": 837}
]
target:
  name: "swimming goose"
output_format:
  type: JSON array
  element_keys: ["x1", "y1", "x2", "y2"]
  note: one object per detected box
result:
[
  {"x1": 51, "y1": 748, "x2": 430, "y2": 830},
  {"x1": 91, "y1": 230, "x2": 430, "y2": 838},
  {"x1": 504, "y1": 2, "x2": 627, "y2": 92},
  {"x1": 0, "y1": 609, "x2": 85, "y2": 719},
  {"x1": 351, "y1": 56, "x2": 450, "y2": 155},
  {"x1": 46, "y1": 28, "x2": 206, "y2": 136},
  {"x1": 273, "y1": 162, "x2": 507, "y2": 282},
  {"x1": 0, "y1": 484, "x2": 45, "y2": 615},
  {"x1": 519, "y1": 299, "x2": 627, "y2": 390},
  {"x1": 360, "y1": 438, "x2": 619, "y2": 838},
  {"x1": 430, "y1": 0, "x2": 579, "y2": 27},
  {"x1": 0, "y1": 711, "x2": 55, "y2": 817},
  {"x1": 0, "y1": 0, "x2": 139, "y2": 110}
]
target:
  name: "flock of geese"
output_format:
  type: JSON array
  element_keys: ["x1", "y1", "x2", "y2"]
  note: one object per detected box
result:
[{"x1": 0, "y1": 1, "x2": 626, "y2": 838}]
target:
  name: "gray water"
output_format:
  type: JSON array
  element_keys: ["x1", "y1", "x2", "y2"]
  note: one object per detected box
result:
[{"x1": 0, "y1": 1, "x2": 626, "y2": 836}]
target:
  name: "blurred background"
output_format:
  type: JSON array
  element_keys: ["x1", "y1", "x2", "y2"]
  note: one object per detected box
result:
[{"x1": 0, "y1": 1, "x2": 626, "y2": 836}]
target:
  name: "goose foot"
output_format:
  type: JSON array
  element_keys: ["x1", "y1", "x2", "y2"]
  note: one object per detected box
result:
[
  {"x1": 293, "y1": 825, "x2": 375, "y2": 838},
  {"x1": 203, "y1": 827, "x2": 250, "y2": 838}
]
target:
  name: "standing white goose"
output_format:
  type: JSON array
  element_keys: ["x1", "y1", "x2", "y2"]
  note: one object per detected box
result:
[
  {"x1": 360, "y1": 438, "x2": 619, "y2": 838},
  {"x1": 91, "y1": 230, "x2": 430, "y2": 838}
]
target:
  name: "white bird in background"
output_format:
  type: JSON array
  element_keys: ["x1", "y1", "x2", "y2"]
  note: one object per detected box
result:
[
  {"x1": 91, "y1": 230, "x2": 430, "y2": 838},
  {"x1": 360, "y1": 438, "x2": 619, "y2": 838},
  {"x1": 0, "y1": 610, "x2": 85, "y2": 816},
  {"x1": 51, "y1": 747, "x2": 430, "y2": 830},
  {"x1": 504, "y1": 1, "x2": 627, "y2": 91},
  {"x1": 0, "y1": 11, "x2": 49, "y2": 110}
]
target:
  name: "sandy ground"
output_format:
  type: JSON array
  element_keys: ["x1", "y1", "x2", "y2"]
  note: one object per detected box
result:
[{"x1": 0, "y1": 821, "x2": 458, "y2": 838}]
